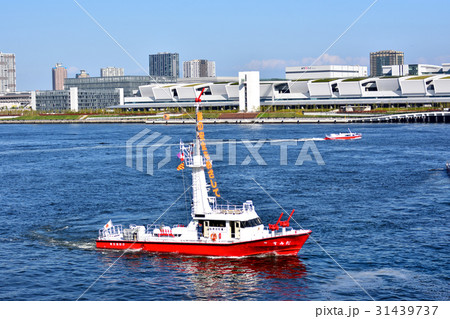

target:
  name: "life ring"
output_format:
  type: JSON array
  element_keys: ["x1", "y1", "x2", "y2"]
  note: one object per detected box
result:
[{"x1": 210, "y1": 233, "x2": 217, "y2": 242}]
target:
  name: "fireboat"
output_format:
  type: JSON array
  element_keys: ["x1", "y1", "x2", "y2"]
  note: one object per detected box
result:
[{"x1": 96, "y1": 89, "x2": 311, "y2": 257}]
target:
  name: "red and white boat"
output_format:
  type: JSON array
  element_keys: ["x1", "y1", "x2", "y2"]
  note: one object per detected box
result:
[
  {"x1": 324, "y1": 129, "x2": 362, "y2": 140},
  {"x1": 96, "y1": 90, "x2": 311, "y2": 257}
]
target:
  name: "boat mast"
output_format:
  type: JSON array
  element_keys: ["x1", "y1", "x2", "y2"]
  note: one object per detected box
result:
[
  {"x1": 194, "y1": 88, "x2": 205, "y2": 158},
  {"x1": 191, "y1": 88, "x2": 212, "y2": 217}
]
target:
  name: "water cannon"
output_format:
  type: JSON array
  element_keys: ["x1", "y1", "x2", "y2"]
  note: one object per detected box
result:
[
  {"x1": 280, "y1": 209, "x2": 295, "y2": 228},
  {"x1": 268, "y1": 212, "x2": 284, "y2": 231}
]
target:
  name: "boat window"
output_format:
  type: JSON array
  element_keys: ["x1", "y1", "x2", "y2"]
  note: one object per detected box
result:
[
  {"x1": 209, "y1": 220, "x2": 226, "y2": 227},
  {"x1": 241, "y1": 218, "x2": 262, "y2": 228}
]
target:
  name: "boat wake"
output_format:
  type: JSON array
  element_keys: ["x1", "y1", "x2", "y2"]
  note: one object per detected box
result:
[
  {"x1": 28, "y1": 229, "x2": 96, "y2": 251},
  {"x1": 325, "y1": 268, "x2": 449, "y2": 300}
]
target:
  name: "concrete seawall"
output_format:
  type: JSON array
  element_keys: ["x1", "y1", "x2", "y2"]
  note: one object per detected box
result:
[
  {"x1": 1, "y1": 112, "x2": 449, "y2": 124},
  {"x1": 348, "y1": 111, "x2": 450, "y2": 123},
  {"x1": 0, "y1": 118, "x2": 349, "y2": 124}
]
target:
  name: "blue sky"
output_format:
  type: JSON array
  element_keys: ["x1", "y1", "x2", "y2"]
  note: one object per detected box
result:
[{"x1": 2, "y1": 0, "x2": 450, "y2": 91}]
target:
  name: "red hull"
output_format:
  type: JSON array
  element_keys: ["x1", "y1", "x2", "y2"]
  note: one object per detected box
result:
[
  {"x1": 324, "y1": 135, "x2": 361, "y2": 140},
  {"x1": 96, "y1": 232, "x2": 311, "y2": 257}
]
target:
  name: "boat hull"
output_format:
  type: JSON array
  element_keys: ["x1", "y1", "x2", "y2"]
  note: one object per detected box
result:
[
  {"x1": 324, "y1": 135, "x2": 361, "y2": 140},
  {"x1": 96, "y1": 232, "x2": 311, "y2": 257}
]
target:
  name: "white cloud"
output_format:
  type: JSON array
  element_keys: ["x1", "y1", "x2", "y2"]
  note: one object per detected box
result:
[
  {"x1": 301, "y1": 53, "x2": 368, "y2": 66},
  {"x1": 415, "y1": 55, "x2": 450, "y2": 65}
]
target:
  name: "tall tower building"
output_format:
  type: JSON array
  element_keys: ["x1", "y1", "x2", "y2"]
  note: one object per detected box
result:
[
  {"x1": 183, "y1": 59, "x2": 216, "y2": 78},
  {"x1": 207, "y1": 61, "x2": 216, "y2": 77},
  {"x1": 101, "y1": 67, "x2": 124, "y2": 77},
  {"x1": 0, "y1": 52, "x2": 16, "y2": 93},
  {"x1": 370, "y1": 50, "x2": 404, "y2": 77},
  {"x1": 52, "y1": 63, "x2": 67, "y2": 90},
  {"x1": 149, "y1": 52, "x2": 179, "y2": 78}
]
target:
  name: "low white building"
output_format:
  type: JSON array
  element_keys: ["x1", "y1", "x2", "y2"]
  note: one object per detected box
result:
[
  {"x1": 119, "y1": 72, "x2": 450, "y2": 112},
  {"x1": 31, "y1": 87, "x2": 124, "y2": 111},
  {"x1": 0, "y1": 92, "x2": 31, "y2": 109},
  {"x1": 285, "y1": 65, "x2": 367, "y2": 80},
  {"x1": 382, "y1": 63, "x2": 445, "y2": 77}
]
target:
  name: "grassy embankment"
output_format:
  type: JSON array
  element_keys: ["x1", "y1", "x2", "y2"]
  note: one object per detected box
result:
[{"x1": 0, "y1": 106, "x2": 447, "y2": 121}]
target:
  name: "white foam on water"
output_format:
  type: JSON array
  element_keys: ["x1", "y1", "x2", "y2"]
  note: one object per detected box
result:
[{"x1": 324, "y1": 267, "x2": 449, "y2": 300}]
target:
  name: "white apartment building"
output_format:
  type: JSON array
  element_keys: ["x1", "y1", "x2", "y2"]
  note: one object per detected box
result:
[
  {"x1": 101, "y1": 67, "x2": 124, "y2": 77},
  {"x1": 183, "y1": 59, "x2": 216, "y2": 78},
  {"x1": 0, "y1": 52, "x2": 16, "y2": 93}
]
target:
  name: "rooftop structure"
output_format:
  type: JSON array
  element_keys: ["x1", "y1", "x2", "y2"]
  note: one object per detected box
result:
[
  {"x1": 382, "y1": 63, "x2": 447, "y2": 77},
  {"x1": 286, "y1": 65, "x2": 367, "y2": 80},
  {"x1": 76, "y1": 70, "x2": 90, "y2": 78}
]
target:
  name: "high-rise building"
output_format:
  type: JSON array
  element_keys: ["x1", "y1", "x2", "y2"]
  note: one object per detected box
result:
[
  {"x1": 370, "y1": 50, "x2": 404, "y2": 77},
  {"x1": 52, "y1": 63, "x2": 67, "y2": 90},
  {"x1": 149, "y1": 52, "x2": 179, "y2": 78},
  {"x1": 76, "y1": 70, "x2": 90, "y2": 78},
  {"x1": 208, "y1": 61, "x2": 216, "y2": 77},
  {"x1": 183, "y1": 59, "x2": 216, "y2": 78},
  {"x1": 101, "y1": 67, "x2": 124, "y2": 77},
  {"x1": 0, "y1": 52, "x2": 16, "y2": 93}
]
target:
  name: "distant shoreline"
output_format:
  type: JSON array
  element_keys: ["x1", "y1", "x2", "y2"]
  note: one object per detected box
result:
[
  {"x1": 0, "y1": 118, "x2": 348, "y2": 124},
  {"x1": 1, "y1": 110, "x2": 449, "y2": 124},
  {"x1": 1, "y1": 116, "x2": 449, "y2": 125}
]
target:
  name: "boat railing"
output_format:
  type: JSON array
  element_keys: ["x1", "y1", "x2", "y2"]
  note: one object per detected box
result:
[
  {"x1": 146, "y1": 224, "x2": 184, "y2": 233},
  {"x1": 99, "y1": 225, "x2": 123, "y2": 238},
  {"x1": 146, "y1": 224, "x2": 160, "y2": 233},
  {"x1": 180, "y1": 141, "x2": 214, "y2": 167},
  {"x1": 213, "y1": 204, "x2": 244, "y2": 214},
  {"x1": 264, "y1": 225, "x2": 294, "y2": 233},
  {"x1": 211, "y1": 200, "x2": 255, "y2": 215},
  {"x1": 180, "y1": 142, "x2": 194, "y2": 166}
]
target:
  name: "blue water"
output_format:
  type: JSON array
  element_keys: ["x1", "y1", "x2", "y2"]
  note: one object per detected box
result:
[{"x1": 0, "y1": 123, "x2": 448, "y2": 301}]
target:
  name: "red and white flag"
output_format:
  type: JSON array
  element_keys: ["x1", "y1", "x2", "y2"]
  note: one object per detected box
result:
[{"x1": 104, "y1": 220, "x2": 113, "y2": 230}]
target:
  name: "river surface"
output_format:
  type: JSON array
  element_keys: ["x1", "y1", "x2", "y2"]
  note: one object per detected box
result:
[{"x1": 0, "y1": 123, "x2": 448, "y2": 301}]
